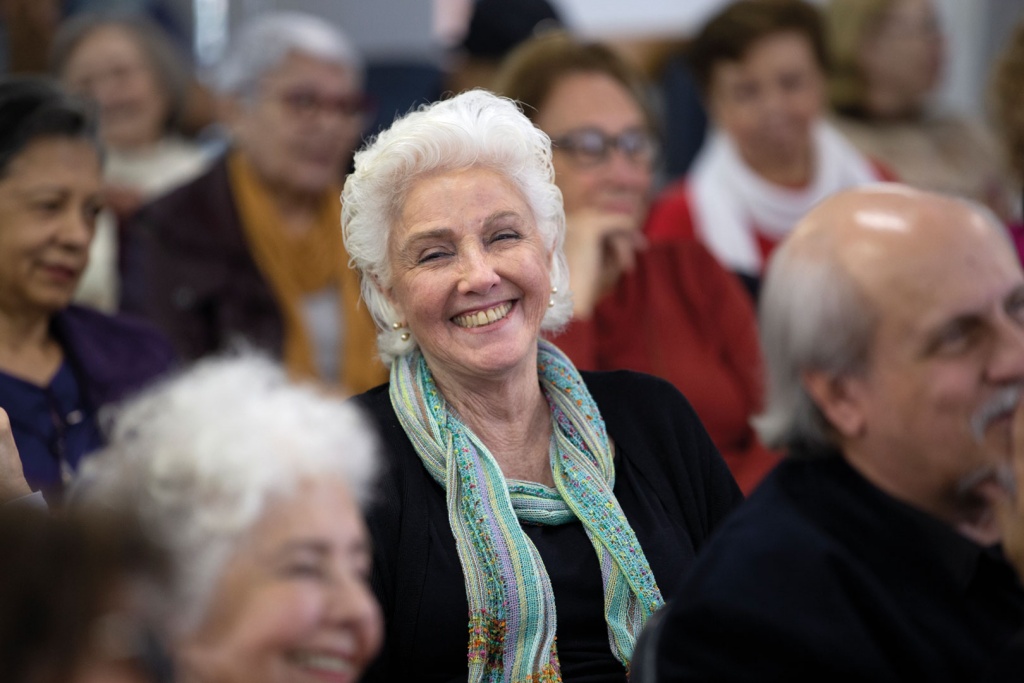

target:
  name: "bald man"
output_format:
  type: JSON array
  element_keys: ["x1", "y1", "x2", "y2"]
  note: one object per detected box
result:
[{"x1": 650, "y1": 185, "x2": 1024, "y2": 682}]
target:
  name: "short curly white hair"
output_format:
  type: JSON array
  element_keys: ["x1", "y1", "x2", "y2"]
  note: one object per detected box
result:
[
  {"x1": 72, "y1": 354, "x2": 378, "y2": 637},
  {"x1": 341, "y1": 89, "x2": 573, "y2": 364}
]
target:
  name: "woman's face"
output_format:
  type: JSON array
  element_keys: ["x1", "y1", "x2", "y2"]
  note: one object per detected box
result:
[
  {"x1": 183, "y1": 477, "x2": 382, "y2": 683},
  {"x1": 858, "y1": 0, "x2": 944, "y2": 109},
  {"x1": 534, "y1": 71, "x2": 653, "y2": 230},
  {"x1": 62, "y1": 26, "x2": 170, "y2": 150},
  {"x1": 708, "y1": 31, "x2": 825, "y2": 174},
  {"x1": 0, "y1": 137, "x2": 101, "y2": 317},
  {"x1": 386, "y1": 167, "x2": 552, "y2": 386},
  {"x1": 228, "y1": 51, "x2": 364, "y2": 197}
]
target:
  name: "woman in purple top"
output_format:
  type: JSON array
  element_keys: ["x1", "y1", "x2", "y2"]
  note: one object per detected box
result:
[{"x1": 0, "y1": 76, "x2": 174, "y2": 505}]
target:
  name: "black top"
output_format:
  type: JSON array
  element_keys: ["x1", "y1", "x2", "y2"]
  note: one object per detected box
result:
[
  {"x1": 655, "y1": 452, "x2": 1024, "y2": 682},
  {"x1": 351, "y1": 370, "x2": 742, "y2": 683}
]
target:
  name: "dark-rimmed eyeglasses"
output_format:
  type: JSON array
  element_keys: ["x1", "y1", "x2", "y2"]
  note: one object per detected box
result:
[
  {"x1": 273, "y1": 89, "x2": 373, "y2": 120},
  {"x1": 550, "y1": 128, "x2": 658, "y2": 168}
]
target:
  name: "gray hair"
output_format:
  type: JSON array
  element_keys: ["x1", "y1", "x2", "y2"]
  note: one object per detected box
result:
[
  {"x1": 50, "y1": 13, "x2": 191, "y2": 134},
  {"x1": 214, "y1": 11, "x2": 362, "y2": 97},
  {"x1": 341, "y1": 89, "x2": 573, "y2": 364},
  {"x1": 752, "y1": 232, "x2": 877, "y2": 453},
  {"x1": 72, "y1": 354, "x2": 378, "y2": 637}
]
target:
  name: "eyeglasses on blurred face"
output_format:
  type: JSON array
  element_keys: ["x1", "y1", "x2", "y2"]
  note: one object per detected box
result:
[
  {"x1": 550, "y1": 127, "x2": 658, "y2": 168},
  {"x1": 273, "y1": 88, "x2": 373, "y2": 120}
]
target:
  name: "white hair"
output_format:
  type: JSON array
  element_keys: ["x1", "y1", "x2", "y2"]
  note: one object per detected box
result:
[
  {"x1": 341, "y1": 89, "x2": 573, "y2": 364},
  {"x1": 214, "y1": 11, "x2": 362, "y2": 96},
  {"x1": 72, "y1": 354, "x2": 378, "y2": 637}
]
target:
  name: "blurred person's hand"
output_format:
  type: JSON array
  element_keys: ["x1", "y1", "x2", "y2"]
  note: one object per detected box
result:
[
  {"x1": 985, "y1": 400, "x2": 1024, "y2": 577},
  {"x1": 0, "y1": 407, "x2": 31, "y2": 503},
  {"x1": 973, "y1": 396, "x2": 1024, "y2": 576},
  {"x1": 564, "y1": 207, "x2": 646, "y2": 318}
]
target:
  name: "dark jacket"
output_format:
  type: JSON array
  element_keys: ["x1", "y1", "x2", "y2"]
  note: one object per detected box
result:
[
  {"x1": 121, "y1": 155, "x2": 284, "y2": 360},
  {"x1": 655, "y1": 453, "x2": 1024, "y2": 682},
  {"x1": 54, "y1": 305, "x2": 176, "y2": 409},
  {"x1": 352, "y1": 370, "x2": 743, "y2": 682},
  {"x1": 1, "y1": 305, "x2": 175, "y2": 498}
]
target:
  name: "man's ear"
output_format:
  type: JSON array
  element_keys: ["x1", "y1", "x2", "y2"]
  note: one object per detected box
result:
[{"x1": 801, "y1": 370, "x2": 868, "y2": 440}]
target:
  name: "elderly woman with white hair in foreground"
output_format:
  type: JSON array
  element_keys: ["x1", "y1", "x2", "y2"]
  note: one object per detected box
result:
[
  {"x1": 73, "y1": 354, "x2": 383, "y2": 683},
  {"x1": 342, "y1": 89, "x2": 742, "y2": 682}
]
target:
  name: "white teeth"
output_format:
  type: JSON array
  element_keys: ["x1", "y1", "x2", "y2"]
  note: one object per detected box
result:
[
  {"x1": 289, "y1": 652, "x2": 354, "y2": 673},
  {"x1": 453, "y1": 302, "x2": 512, "y2": 329}
]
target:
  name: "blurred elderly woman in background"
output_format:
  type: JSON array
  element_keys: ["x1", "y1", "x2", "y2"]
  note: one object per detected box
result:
[
  {"x1": 123, "y1": 11, "x2": 386, "y2": 394},
  {"x1": 74, "y1": 354, "x2": 383, "y2": 683},
  {"x1": 52, "y1": 14, "x2": 212, "y2": 312},
  {"x1": 825, "y1": 0, "x2": 1014, "y2": 222},
  {"x1": 645, "y1": 0, "x2": 889, "y2": 296},
  {"x1": 0, "y1": 77, "x2": 174, "y2": 505},
  {"x1": 343, "y1": 89, "x2": 741, "y2": 681},
  {"x1": 493, "y1": 32, "x2": 778, "y2": 493}
]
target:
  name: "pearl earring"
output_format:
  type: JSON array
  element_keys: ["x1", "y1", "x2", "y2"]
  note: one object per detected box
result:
[
  {"x1": 549, "y1": 286, "x2": 557, "y2": 308},
  {"x1": 401, "y1": 332, "x2": 411, "y2": 341}
]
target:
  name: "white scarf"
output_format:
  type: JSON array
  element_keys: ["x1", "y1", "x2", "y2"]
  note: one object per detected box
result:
[{"x1": 689, "y1": 121, "x2": 880, "y2": 275}]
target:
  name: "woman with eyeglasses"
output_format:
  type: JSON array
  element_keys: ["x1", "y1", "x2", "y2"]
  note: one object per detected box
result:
[
  {"x1": 121, "y1": 12, "x2": 387, "y2": 395},
  {"x1": 493, "y1": 32, "x2": 779, "y2": 493},
  {"x1": 645, "y1": 0, "x2": 891, "y2": 298}
]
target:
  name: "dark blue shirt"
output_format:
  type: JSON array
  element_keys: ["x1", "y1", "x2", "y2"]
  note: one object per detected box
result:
[{"x1": 0, "y1": 361, "x2": 103, "y2": 502}]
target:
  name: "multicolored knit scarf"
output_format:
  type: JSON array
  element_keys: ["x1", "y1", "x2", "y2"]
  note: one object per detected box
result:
[{"x1": 389, "y1": 339, "x2": 664, "y2": 682}]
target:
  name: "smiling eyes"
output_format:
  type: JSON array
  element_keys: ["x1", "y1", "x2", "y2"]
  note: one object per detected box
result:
[
  {"x1": 927, "y1": 293, "x2": 1024, "y2": 356},
  {"x1": 415, "y1": 230, "x2": 522, "y2": 265}
]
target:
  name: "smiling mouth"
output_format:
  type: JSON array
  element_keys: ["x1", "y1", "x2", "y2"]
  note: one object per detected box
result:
[
  {"x1": 287, "y1": 650, "x2": 356, "y2": 679},
  {"x1": 452, "y1": 301, "x2": 513, "y2": 329}
]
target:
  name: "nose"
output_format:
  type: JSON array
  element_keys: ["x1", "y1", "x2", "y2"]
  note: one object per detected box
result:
[
  {"x1": 457, "y1": 246, "x2": 501, "y2": 295},
  {"x1": 57, "y1": 206, "x2": 96, "y2": 252},
  {"x1": 987, "y1": 315, "x2": 1024, "y2": 383},
  {"x1": 326, "y1": 575, "x2": 384, "y2": 663}
]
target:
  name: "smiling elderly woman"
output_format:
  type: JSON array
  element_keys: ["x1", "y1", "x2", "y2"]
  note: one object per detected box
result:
[
  {"x1": 73, "y1": 355, "x2": 383, "y2": 683},
  {"x1": 342, "y1": 89, "x2": 742, "y2": 682}
]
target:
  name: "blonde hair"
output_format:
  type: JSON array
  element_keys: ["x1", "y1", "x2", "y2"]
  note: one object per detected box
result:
[
  {"x1": 993, "y1": 20, "x2": 1024, "y2": 180},
  {"x1": 824, "y1": 0, "x2": 892, "y2": 114}
]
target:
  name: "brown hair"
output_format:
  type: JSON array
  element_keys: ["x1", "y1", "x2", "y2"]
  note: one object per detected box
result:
[
  {"x1": 50, "y1": 14, "x2": 191, "y2": 135},
  {"x1": 994, "y1": 20, "x2": 1024, "y2": 180},
  {"x1": 687, "y1": 0, "x2": 828, "y2": 98},
  {"x1": 0, "y1": 508, "x2": 172, "y2": 683},
  {"x1": 491, "y1": 30, "x2": 657, "y2": 133},
  {"x1": 823, "y1": 0, "x2": 893, "y2": 114}
]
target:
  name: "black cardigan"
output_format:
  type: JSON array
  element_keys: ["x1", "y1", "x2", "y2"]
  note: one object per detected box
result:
[{"x1": 351, "y1": 369, "x2": 742, "y2": 682}]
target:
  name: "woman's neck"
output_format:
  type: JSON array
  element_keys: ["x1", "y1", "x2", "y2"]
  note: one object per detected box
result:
[
  {"x1": 747, "y1": 147, "x2": 814, "y2": 188},
  {"x1": 434, "y1": 360, "x2": 555, "y2": 486},
  {"x1": 271, "y1": 185, "x2": 324, "y2": 229},
  {"x1": 863, "y1": 84, "x2": 922, "y2": 122},
  {"x1": 0, "y1": 308, "x2": 62, "y2": 385}
]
